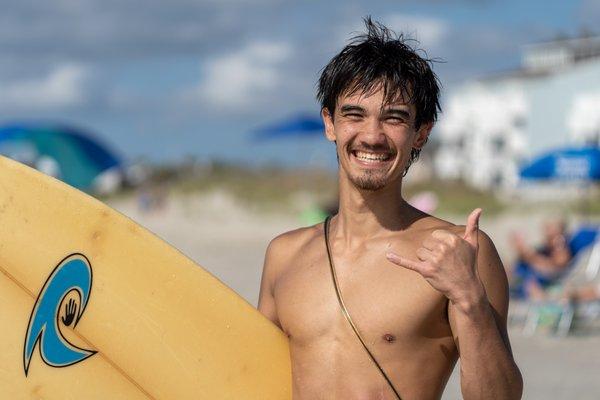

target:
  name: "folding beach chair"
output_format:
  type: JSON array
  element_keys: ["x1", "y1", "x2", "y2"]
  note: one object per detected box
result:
[
  {"x1": 555, "y1": 236, "x2": 600, "y2": 336},
  {"x1": 522, "y1": 226, "x2": 600, "y2": 336}
]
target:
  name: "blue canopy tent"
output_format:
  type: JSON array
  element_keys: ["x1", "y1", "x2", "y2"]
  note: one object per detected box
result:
[
  {"x1": 513, "y1": 147, "x2": 600, "y2": 303},
  {"x1": 519, "y1": 146, "x2": 600, "y2": 181},
  {"x1": 519, "y1": 146, "x2": 600, "y2": 214},
  {"x1": 252, "y1": 114, "x2": 324, "y2": 141},
  {"x1": 0, "y1": 123, "x2": 122, "y2": 191},
  {"x1": 251, "y1": 113, "x2": 330, "y2": 225}
]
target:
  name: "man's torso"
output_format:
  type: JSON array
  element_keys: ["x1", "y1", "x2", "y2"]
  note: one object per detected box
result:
[{"x1": 271, "y1": 215, "x2": 462, "y2": 399}]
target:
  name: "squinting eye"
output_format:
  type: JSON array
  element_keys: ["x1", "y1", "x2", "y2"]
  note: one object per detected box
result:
[
  {"x1": 387, "y1": 117, "x2": 403, "y2": 123},
  {"x1": 345, "y1": 113, "x2": 363, "y2": 119}
]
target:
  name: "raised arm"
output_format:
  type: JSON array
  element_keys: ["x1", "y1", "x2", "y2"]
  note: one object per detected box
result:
[
  {"x1": 386, "y1": 209, "x2": 523, "y2": 399},
  {"x1": 448, "y1": 229, "x2": 523, "y2": 399}
]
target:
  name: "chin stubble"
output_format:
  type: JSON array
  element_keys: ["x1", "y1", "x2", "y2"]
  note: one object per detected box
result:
[{"x1": 350, "y1": 170, "x2": 388, "y2": 191}]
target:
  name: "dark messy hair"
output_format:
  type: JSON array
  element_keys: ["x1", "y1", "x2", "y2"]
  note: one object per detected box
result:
[{"x1": 317, "y1": 17, "x2": 441, "y2": 170}]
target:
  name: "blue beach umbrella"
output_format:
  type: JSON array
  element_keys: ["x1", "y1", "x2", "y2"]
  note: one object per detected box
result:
[
  {"x1": 519, "y1": 146, "x2": 600, "y2": 181},
  {"x1": 0, "y1": 123, "x2": 122, "y2": 191},
  {"x1": 251, "y1": 113, "x2": 330, "y2": 224},
  {"x1": 252, "y1": 114, "x2": 324, "y2": 141}
]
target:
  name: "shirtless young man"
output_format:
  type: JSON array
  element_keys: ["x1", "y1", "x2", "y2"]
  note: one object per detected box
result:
[{"x1": 258, "y1": 19, "x2": 523, "y2": 400}]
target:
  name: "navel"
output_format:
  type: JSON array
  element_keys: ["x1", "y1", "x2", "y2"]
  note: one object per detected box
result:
[{"x1": 382, "y1": 333, "x2": 396, "y2": 343}]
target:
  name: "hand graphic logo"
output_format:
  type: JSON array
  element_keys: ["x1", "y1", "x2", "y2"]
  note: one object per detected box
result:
[
  {"x1": 23, "y1": 253, "x2": 96, "y2": 376},
  {"x1": 61, "y1": 298, "x2": 78, "y2": 327}
]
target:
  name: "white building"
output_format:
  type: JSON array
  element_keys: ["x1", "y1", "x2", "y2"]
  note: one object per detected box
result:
[{"x1": 435, "y1": 35, "x2": 600, "y2": 190}]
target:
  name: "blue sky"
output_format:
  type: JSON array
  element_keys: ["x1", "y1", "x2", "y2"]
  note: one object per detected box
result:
[{"x1": 0, "y1": 0, "x2": 597, "y2": 168}]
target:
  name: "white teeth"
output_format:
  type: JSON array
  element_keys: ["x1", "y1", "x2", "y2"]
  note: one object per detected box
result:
[{"x1": 354, "y1": 151, "x2": 390, "y2": 162}]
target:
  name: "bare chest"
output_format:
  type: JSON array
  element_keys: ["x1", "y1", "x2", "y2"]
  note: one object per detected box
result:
[{"x1": 273, "y1": 243, "x2": 452, "y2": 347}]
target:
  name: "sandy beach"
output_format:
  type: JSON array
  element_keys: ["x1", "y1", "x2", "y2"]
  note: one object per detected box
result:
[{"x1": 109, "y1": 191, "x2": 600, "y2": 400}]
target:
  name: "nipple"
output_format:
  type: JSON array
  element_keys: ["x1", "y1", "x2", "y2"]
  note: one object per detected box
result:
[{"x1": 382, "y1": 333, "x2": 396, "y2": 343}]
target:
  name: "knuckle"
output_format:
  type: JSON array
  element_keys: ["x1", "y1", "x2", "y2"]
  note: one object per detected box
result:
[{"x1": 432, "y1": 229, "x2": 445, "y2": 238}]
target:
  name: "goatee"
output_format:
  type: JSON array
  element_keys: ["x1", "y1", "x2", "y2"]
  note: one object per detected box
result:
[{"x1": 350, "y1": 170, "x2": 388, "y2": 191}]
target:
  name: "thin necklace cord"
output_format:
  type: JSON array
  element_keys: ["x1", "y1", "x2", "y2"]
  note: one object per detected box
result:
[{"x1": 323, "y1": 216, "x2": 402, "y2": 399}]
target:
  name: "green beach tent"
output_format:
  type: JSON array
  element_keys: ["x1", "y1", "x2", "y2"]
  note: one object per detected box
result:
[{"x1": 0, "y1": 123, "x2": 122, "y2": 192}]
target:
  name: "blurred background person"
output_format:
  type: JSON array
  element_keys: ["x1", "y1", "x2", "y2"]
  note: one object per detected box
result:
[{"x1": 509, "y1": 219, "x2": 573, "y2": 300}]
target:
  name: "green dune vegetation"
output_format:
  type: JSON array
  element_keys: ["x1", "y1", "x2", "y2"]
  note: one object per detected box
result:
[{"x1": 104, "y1": 160, "x2": 599, "y2": 218}]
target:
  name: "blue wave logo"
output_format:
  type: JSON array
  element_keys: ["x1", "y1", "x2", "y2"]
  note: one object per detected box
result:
[{"x1": 24, "y1": 253, "x2": 96, "y2": 375}]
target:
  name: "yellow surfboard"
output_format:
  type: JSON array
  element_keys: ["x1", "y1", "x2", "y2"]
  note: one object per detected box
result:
[{"x1": 0, "y1": 155, "x2": 291, "y2": 399}]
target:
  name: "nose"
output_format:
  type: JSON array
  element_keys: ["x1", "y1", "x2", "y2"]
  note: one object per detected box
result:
[{"x1": 357, "y1": 117, "x2": 388, "y2": 148}]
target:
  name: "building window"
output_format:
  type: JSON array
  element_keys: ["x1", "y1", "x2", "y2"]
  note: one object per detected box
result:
[{"x1": 492, "y1": 136, "x2": 505, "y2": 152}]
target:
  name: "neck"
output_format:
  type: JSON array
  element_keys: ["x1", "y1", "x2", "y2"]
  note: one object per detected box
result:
[{"x1": 333, "y1": 173, "x2": 415, "y2": 246}]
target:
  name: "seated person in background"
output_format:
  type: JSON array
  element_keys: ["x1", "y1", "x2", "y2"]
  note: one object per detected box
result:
[{"x1": 509, "y1": 219, "x2": 573, "y2": 300}]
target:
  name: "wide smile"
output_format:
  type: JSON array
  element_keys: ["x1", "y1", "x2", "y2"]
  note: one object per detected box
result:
[{"x1": 350, "y1": 150, "x2": 395, "y2": 168}]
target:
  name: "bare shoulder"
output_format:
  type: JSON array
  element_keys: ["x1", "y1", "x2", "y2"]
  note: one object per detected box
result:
[
  {"x1": 473, "y1": 229, "x2": 509, "y2": 300},
  {"x1": 258, "y1": 223, "x2": 324, "y2": 322},
  {"x1": 264, "y1": 223, "x2": 325, "y2": 280},
  {"x1": 407, "y1": 211, "x2": 457, "y2": 236}
]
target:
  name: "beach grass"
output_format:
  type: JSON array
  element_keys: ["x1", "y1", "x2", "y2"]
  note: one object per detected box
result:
[{"x1": 103, "y1": 161, "x2": 600, "y2": 218}]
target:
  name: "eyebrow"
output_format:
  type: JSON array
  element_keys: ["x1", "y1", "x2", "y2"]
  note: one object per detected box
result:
[
  {"x1": 340, "y1": 104, "x2": 366, "y2": 113},
  {"x1": 383, "y1": 108, "x2": 411, "y2": 120},
  {"x1": 339, "y1": 104, "x2": 412, "y2": 120}
]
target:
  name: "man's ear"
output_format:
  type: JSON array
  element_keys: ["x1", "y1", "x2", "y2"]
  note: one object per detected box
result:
[
  {"x1": 322, "y1": 108, "x2": 336, "y2": 143},
  {"x1": 413, "y1": 122, "x2": 433, "y2": 149}
]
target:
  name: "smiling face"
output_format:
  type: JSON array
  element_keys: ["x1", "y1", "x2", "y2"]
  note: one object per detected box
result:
[{"x1": 322, "y1": 86, "x2": 432, "y2": 191}]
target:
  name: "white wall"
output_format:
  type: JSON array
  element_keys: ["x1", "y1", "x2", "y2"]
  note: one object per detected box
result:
[{"x1": 435, "y1": 58, "x2": 600, "y2": 190}]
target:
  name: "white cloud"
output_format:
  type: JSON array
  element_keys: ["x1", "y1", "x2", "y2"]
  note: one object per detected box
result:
[
  {"x1": 185, "y1": 41, "x2": 291, "y2": 108},
  {"x1": 0, "y1": 63, "x2": 89, "y2": 109},
  {"x1": 384, "y1": 14, "x2": 448, "y2": 50},
  {"x1": 337, "y1": 14, "x2": 448, "y2": 51}
]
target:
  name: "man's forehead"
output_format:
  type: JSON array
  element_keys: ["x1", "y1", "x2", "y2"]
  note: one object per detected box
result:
[
  {"x1": 337, "y1": 92, "x2": 413, "y2": 111},
  {"x1": 338, "y1": 84, "x2": 411, "y2": 105}
]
